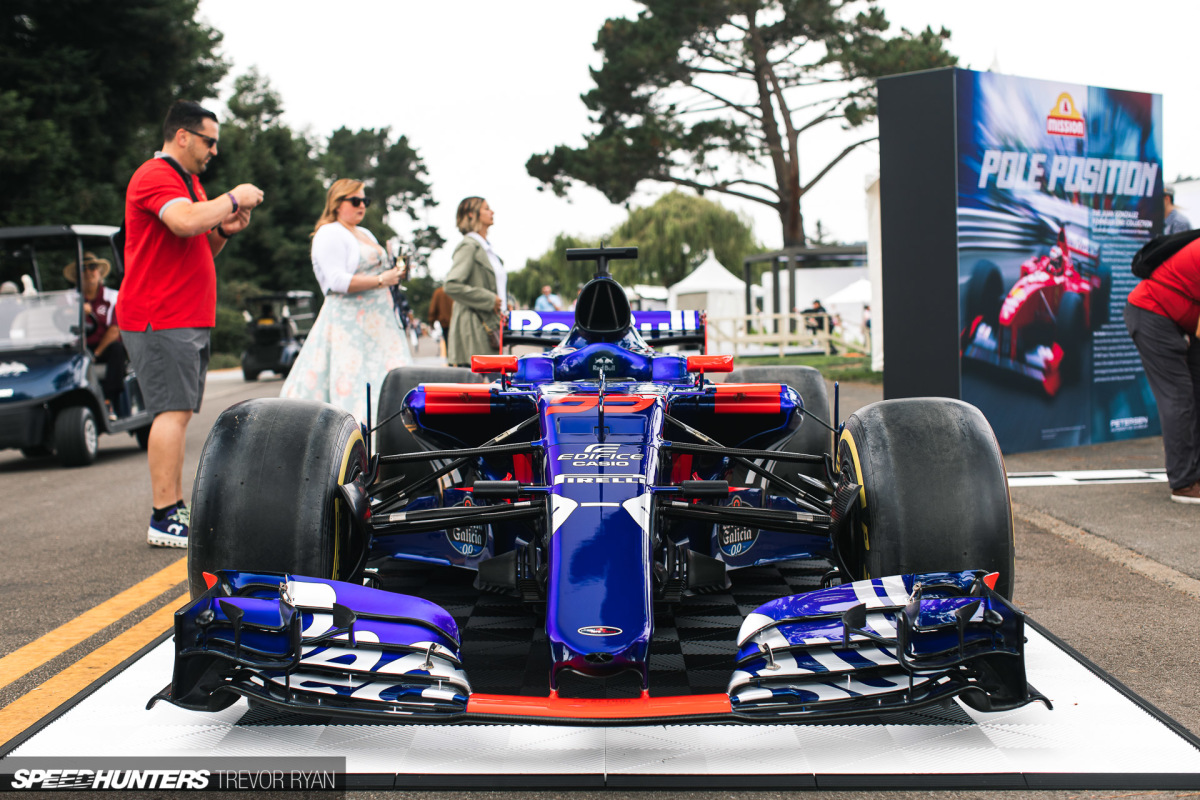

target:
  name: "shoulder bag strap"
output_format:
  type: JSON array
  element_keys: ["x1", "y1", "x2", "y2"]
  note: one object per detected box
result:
[{"x1": 159, "y1": 156, "x2": 199, "y2": 203}]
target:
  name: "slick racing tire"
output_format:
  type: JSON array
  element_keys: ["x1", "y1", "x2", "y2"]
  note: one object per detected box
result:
[
  {"x1": 376, "y1": 366, "x2": 481, "y2": 486},
  {"x1": 1057, "y1": 292, "x2": 1087, "y2": 382},
  {"x1": 187, "y1": 398, "x2": 367, "y2": 598},
  {"x1": 966, "y1": 260, "x2": 1005, "y2": 323},
  {"x1": 54, "y1": 405, "x2": 98, "y2": 467},
  {"x1": 837, "y1": 398, "x2": 1015, "y2": 599},
  {"x1": 726, "y1": 365, "x2": 831, "y2": 485}
]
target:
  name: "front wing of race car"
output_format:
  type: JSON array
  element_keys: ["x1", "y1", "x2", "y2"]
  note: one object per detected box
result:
[
  {"x1": 962, "y1": 317, "x2": 1065, "y2": 396},
  {"x1": 154, "y1": 569, "x2": 1048, "y2": 725}
]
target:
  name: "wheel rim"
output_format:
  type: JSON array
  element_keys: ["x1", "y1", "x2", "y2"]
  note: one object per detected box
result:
[
  {"x1": 84, "y1": 413, "x2": 98, "y2": 455},
  {"x1": 836, "y1": 429, "x2": 870, "y2": 578},
  {"x1": 331, "y1": 427, "x2": 366, "y2": 580}
]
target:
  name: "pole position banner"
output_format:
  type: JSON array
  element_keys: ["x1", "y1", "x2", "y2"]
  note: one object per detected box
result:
[{"x1": 954, "y1": 70, "x2": 1162, "y2": 452}]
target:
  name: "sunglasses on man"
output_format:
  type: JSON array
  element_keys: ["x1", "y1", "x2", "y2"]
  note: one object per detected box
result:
[
  {"x1": 345, "y1": 196, "x2": 372, "y2": 208},
  {"x1": 184, "y1": 129, "x2": 218, "y2": 149}
]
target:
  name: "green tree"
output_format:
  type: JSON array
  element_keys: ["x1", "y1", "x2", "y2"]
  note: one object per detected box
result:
[
  {"x1": 527, "y1": 0, "x2": 955, "y2": 246},
  {"x1": 0, "y1": 0, "x2": 227, "y2": 226},
  {"x1": 508, "y1": 233, "x2": 601, "y2": 309},
  {"x1": 200, "y1": 71, "x2": 443, "y2": 355},
  {"x1": 609, "y1": 191, "x2": 760, "y2": 287},
  {"x1": 201, "y1": 70, "x2": 325, "y2": 298},
  {"x1": 321, "y1": 127, "x2": 444, "y2": 274},
  {"x1": 508, "y1": 192, "x2": 761, "y2": 306}
]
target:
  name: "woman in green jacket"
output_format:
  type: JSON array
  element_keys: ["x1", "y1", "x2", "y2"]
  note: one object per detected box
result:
[{"x1": 444, "y1": 196, "x2": 504, "y2": 366}]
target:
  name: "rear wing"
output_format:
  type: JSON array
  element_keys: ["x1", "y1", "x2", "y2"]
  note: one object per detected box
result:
[{"x1": 505, "y1": 310, "x2": 706, "y2": 349}]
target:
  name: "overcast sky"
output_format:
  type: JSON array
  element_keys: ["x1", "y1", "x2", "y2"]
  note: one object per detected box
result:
[{"x1": 197, "y1": 0, "x2": 1200, "y2": 277}]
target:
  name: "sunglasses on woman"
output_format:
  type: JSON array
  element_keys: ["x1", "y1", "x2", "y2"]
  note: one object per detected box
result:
[{"x1": 345, "y1": 196, "x2": 372, "y2": 208}]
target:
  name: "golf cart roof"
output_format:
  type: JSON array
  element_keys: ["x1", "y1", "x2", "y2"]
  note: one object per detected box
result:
[{"x1": 0, "y1": 225, "x2": 120, "y2": 241}]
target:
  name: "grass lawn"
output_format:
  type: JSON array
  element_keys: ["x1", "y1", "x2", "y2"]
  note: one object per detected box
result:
[
  {"x1": 734, "y1": 352, "x2": 881, "y2": 384},
  {"x1": 210, "y1": 352, "x2": 241, "y2": 370}
]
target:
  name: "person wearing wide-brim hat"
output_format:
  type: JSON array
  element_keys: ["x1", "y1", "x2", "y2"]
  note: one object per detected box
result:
[
  {"x1": 63, "y1": 252, "x2": 112, "y2": 284},
  {"x1": 65, "y1": 252, "x2": 126, "y2": 411}
]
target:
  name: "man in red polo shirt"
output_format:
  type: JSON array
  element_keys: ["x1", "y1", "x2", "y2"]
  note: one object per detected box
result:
[
  {"x1": 120, "y1": 100, "x2": 264, "y2": 547},
  {"x1": 1125, "y1": 237, "x2": 1200, "y2": 503}
]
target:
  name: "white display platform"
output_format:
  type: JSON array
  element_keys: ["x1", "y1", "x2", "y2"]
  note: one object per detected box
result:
[
  {"x1": 4, "y1": 624, "x2": 1200, "y2": 789},
  {"x1": 1008, "y1": 468, "x2": 1167, "y2": 487}
]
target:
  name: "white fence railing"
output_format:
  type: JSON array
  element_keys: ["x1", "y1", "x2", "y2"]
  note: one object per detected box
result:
[{"x1": 705, "y1": 313, "x2": 871, "y2": 357}]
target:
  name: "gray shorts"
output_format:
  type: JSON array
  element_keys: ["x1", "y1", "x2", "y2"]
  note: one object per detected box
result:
[{"x1": 123, "y1": 326, "x2": 211, "y2": 415}]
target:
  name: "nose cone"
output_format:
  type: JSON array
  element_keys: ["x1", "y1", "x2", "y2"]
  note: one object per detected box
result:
[
  {"x1": 546, "y1": 498, "x2": 654, "y2": 687},
  {"x1": 551, "y1": 634, "x2": 650, "y2": 684}
]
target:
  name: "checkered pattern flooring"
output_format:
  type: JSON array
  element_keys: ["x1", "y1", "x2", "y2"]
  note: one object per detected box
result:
[{"x1": 383, "y1": 560, "x2": 828, "y2": 699}]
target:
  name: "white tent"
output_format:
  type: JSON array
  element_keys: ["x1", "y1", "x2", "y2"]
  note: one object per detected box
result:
[
  {"x1": 668, "y1": 252, "x2": 747, "y2": 351},
  {"x1": 824, "y1": 276, "x2": 872, "y2": 346},
  {"x1": 825, "y1": 277, "x2": 872, "y2": 305}
]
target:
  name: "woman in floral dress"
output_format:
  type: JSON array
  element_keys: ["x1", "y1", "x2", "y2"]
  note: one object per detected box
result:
[{"x1": 280, "y1": 178, "x2": 410, "y2": 423}]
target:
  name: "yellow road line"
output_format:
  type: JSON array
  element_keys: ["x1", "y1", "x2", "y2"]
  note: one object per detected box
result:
[
  {"x1": 0, "y1": 557, "x2": 187, "y2": 692},
  {"x1": 0, "y1": 591, "x2": 189, "y2": 749}
]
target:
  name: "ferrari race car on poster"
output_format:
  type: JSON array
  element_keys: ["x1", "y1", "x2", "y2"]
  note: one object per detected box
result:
[
  {"x1": 155, "y1": 247, "x2": 1048, "y2": 725},
  {"x1": 961, "y1": 224, "x2": 1110, "y2": 396}
]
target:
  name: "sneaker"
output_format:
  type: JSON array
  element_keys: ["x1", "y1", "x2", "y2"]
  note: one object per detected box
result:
[
  {"x1": 1170, "y1": 482, "x2": 1200, "y2": 504},
  {"x1": 148, "y1": 506, "x2": 189, "y2": 547}
]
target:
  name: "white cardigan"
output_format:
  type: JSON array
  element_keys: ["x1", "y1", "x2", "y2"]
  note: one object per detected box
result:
[{"x1": 311, "y1": 222, "x2": 379, "y2": 295}]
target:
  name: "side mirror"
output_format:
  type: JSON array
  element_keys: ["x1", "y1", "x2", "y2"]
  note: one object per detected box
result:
[
  {"x1": 471, "y1": 355, "x2": 519, "y2": 374},
  {"x1": 686, "y1": 355, "x2": 734, "y2": 374}
]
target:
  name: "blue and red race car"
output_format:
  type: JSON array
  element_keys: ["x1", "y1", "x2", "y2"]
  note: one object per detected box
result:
[{"x1": 157, "y1": 247, "x2": 1046, "y2": 725}]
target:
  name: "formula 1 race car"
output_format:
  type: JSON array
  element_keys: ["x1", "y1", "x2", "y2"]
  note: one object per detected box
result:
[
  {"x1": 156, "y1": 247, "x2": 1046, "y2": 725},
  {"x1": 961, "y1": 224, "x2": 1110, "y2": 396}
]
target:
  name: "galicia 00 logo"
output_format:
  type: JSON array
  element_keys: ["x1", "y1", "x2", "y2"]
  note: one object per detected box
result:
[
  {"x1": 718, "y1": 497, "x2": 758, "y2": 557},
  {"x1": 445, "y1": 497, "x2": 486, "y2": 557}
]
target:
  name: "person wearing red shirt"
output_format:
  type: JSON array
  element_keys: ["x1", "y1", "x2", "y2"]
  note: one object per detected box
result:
[
  {"x1": 120, "y1": 100, "x2": 264, "y2": 547},
  {"x1": 1125, "y1": 237, "x2": 1200, "y2": 503}
]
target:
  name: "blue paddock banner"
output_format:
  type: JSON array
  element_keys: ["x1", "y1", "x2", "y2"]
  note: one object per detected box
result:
[{"x1": 955, "y1": 68, "x2": 1162, "y2": 452}]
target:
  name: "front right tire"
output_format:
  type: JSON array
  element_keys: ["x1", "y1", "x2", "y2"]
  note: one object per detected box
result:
[{"x1": 188, "y1": 398, "x2": 367, "y2": 598}]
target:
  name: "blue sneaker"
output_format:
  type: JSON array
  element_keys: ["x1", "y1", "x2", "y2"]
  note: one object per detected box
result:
[{"x1": 148, "y1": 505, "x2": 189, "y2": 548}]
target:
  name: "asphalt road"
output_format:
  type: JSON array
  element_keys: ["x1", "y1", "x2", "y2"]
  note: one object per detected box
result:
[{"x1": 1, "y1": 373, "x2": 1199, "y2": 800}]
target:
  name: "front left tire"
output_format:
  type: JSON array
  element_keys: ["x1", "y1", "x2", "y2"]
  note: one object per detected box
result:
[{"x1": 837, "y1": 397, "x2": 1015, "y2": 599}]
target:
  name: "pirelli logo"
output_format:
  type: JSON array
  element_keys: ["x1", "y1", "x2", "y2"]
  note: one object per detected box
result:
[{"x1": 554, "y1": 474, "x2": 646, "y2": 485}]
